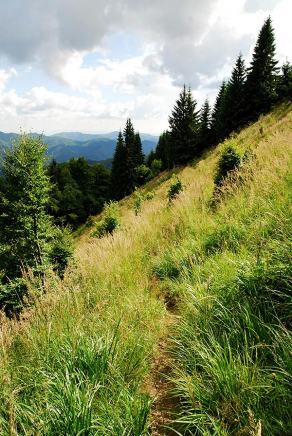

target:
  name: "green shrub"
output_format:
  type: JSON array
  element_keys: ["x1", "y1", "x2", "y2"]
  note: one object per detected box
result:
[
  {"x1": 92, "y1": 202, "x2": 120, "y2": 238},
  {"x1": 150, "y1": 159, "x2": 162, "y2": 177},
  {"x1": 135, "y1": 164, "x2": 152, "y2": 186},
  {"x1": 144, "y1": 191, "x2": 155, "y2": 201},
  {"x1": 167, "y1": 176, "x2": 183, "y2": 203},
  {"x1": 49, "y1": 226, "x2": 74, "y2": 278},
  {"x1": 133, "y1": 190, "x2": 143, "y2": 216},
  {"x1": 214, "y1": 145, "x2": 241, "y2": 187}
]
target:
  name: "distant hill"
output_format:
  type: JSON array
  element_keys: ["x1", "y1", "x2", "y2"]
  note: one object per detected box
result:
[{"x1": 0, "y1": 131, "x2": 158, "y2": 163}]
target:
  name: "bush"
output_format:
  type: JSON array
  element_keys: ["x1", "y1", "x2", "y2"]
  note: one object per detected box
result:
[
  {"x1": 49, "y1": 226, "x2": 74, "y2": 278},
  {"x1": 135, "y1": 164, "x2": 152, "y2": 186},
  {"x1": 92, "y1": 202, "x2": 120, "y2": 238},
  {"x1": 214, "y1": 145, "x2": 241, "y2": 187},
  {"x1": 167, "y1": 176, "x2": 183, "y2": 203},
  {"x1": 144, "y1": 191, "x2": 155, "y2": 201},
  {"x1": 133, "y1": 190, "x2": 143, "y2": 216},
  {"x1": 150, "y1": 159, "x2": 162, "y2": 177}
]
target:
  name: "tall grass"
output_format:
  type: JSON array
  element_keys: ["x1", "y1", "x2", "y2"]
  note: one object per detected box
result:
[{"x1": 0, "y1": 103, "x2": 291, "y2": 434}]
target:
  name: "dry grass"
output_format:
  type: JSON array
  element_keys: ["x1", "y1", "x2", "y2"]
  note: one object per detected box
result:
[{"x1": 0, "y1": 102, "x2": 291, "y2": 434}]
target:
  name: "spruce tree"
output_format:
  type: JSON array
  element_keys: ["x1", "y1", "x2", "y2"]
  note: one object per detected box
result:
[
  {"x1": 168, "y1": 85, "x2": 200, "y2": 165},
  {"x1": 132, "y1": 133, "x2": 144, "y2": 168},
  {"x1": 198, "y1": 99, "x2": 211, "y2": 153},
  {"x1": 111, "y1": 131, "x2": 130, "y2": 200},
  {"x1": 123, "y1": 118, "x2": 136, "y2": 190},
  {"x1": 0, "y1": 134, "x2": 52, "y2": 279},
  {"x1": 210, "y1": 81, "x2": 228, "y2": 144},
  {"x1": 225, "y1": 54, "x2": 247, "y2": 133},
  {"x1": 245, "y1": 17, "x2": 279, "y2": 121}
]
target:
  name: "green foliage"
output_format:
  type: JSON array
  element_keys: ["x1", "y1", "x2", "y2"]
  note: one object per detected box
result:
[
  {"x1": 133, "y1": 190, "x2": 143, "y2": 216},
  {"x1": 48, "y1": 158, "x2": 110, "y2": 227},
  {"x1": 169, "y1": 85, "x2": 200, "y2": 165},
  {"x1": 198, "y1": 98, "x2": 211, "y2": 152},
  {"x1": 214, "y1": 145, "x2": 241, "y2": 187},
  {"x1": 224, "y1": 54, "x2": 247, "y2": 134},
  {"x1": 92, "y1": 202, "x2": 120, "y2": 237},
  {"x1": 167, "y1": 176, "x2": 184, "y2": 203},
  {"x1": 210, "y1": 81, "x2": 228, "y2": 144},
  {"x1": 0, "y1": 134, "x2": 54, "y2": 313},
  {"x1": 150, "y1": 159, "x2": 162, "y2": 177},
  {"x1": 277, "y1": 61, "x2": 292, "y2": 101},
  {"x1": 0, "y1": 278, "x2": 28, "y2": 315},
  {"x1": 154, "y1": 131, "x2": 172, "y2": 169},
  {"x1": 111, "y1": 122, "x2": 146, "y2": 201},
  {"x1": 0, "y1": 134, "x2": 52, "y2": 275},
  {"x1": 49, "y1": 226, "x2": 73, "y2": 278},
  {"x1": 135, "y1": 164, "x2": 152, "y2": 186},
  {"x1": 245, "y1": 17, "x2": 279, "y2": 121}
]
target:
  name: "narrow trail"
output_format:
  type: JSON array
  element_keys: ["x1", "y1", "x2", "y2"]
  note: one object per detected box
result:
[{"x1": 148, "y1": 305, "x2": 180, "y2": 436}]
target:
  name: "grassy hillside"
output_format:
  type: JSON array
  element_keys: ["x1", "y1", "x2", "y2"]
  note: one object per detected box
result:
[{"x1": 0, "y1": 103, "x2": 291, "y2": 435}]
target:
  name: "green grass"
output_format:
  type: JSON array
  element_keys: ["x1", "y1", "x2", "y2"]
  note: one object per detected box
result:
[{"x1": 0, "y1": 103, "x2": 291, "y2": 435}]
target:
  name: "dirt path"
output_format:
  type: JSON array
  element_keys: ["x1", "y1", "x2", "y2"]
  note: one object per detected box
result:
[{"x1": 149, "y1": 311, "x2": 179, "y2": 435}]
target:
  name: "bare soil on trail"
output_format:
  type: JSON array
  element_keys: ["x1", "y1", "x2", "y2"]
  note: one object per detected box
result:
[{"x1": 148, "y1": 312, "x2": 179, "y2": 436}]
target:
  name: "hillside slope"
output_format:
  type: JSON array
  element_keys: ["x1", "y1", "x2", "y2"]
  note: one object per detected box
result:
[{"x1": 0, "y1": 103, "x2": 291, "y2": 435}]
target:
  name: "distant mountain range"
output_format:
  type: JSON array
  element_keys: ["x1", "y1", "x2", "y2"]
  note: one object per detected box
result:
[{"x1": 0, "y1": 131, "x2": 158, "y2": 163}]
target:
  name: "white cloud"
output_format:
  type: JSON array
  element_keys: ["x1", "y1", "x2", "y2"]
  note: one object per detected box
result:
[{"x1": 0, "y1": 0, "x2": 290, "y2": 133}]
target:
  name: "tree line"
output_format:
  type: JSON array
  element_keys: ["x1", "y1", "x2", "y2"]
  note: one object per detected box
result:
[{"x1": 112, "y1": 16, "x2": 291, "y2": 195}]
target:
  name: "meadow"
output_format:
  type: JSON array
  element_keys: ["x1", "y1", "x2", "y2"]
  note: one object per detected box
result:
[{"x1": 0, "y1": 102, "x2": 291, "y2": 435}]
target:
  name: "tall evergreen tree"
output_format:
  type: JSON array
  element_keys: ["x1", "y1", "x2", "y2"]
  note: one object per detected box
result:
[
  {"x1": 210, "y1": 81, "x2": 228, "y2": 144},
  {"x1": 110, "y1": 131, "x2": 132, "y2": 200},
  {"x1": 0, "y1": 134, "x2": 52, "y2": 279},
  {"x1": 168, "y1": 85, "x2": 200, "y2": 165},
  {"x1": 224, "y1": 54, "x2": 247, "y2": 133},
  {"x1": 132, "y1": 133, "x2": 144, "y2": 168},
  {"x1": 198, "y1": 99, "x2": 211, "y2": 153},
  {"x1": 245, "y1": 17, "x2": 279, "y2": 121}
]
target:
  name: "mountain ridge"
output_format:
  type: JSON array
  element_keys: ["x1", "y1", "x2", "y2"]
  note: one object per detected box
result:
[{"x1": 0, "y1": 131, "x2": 158, "y2": 163}]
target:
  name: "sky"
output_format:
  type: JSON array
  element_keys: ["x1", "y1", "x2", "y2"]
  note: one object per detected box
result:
[{"x1": 0, "y1": 0, "x2": 291, "y2": 135}]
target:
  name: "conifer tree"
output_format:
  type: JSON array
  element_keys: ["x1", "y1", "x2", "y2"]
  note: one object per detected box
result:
[
  {"x1": 245, "y1": 17, "x2": 279, "y2": 121},
  {"x1": 198, "y1": 99, "x2": 211, "y2": 153},
  {"x1": 155, "y1": 130, "x2": 171, "y2": 169},
  {"x1": 0, "y1": 135, "x2": 52, "y2": 279},
  {"x1": 110, "y1": 131, "x2": 132, "y2": 200},
  {"x1": 132, "y1": 133, "x2": 144, "y2": 168},
  {"x1": 168, "y1": 85, "x2": 200, "y2": 165},
  {"x1": 225, "y1": 54, "x2": 247, "y2": 133},
  {"x1": 277, "y1": 61, "x2": 292, "y2": 101},
  {"x1": 210, "y1": 81, "x2": 228, "y2": 144}
]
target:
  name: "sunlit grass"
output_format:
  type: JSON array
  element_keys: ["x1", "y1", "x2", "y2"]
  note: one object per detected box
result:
[{"x1": 0, "y1": 103, "x2": 291, "y2": 434}]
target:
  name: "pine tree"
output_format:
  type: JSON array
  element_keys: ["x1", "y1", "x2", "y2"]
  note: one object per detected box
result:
[
  {"x1": 225, "y1": 54, "x2": 247, "y2": 133},
  {"x1": 210, "y1": 81, "x2": 228, "y2": 144},
  {"x1": 245, "y1": 17, "x2": 279, "y2": 121},
  {"x1": 168, "y1": 85, "x2": 200, "y2": 165},
  {"x1": 110, "y1": 131, "x2": 132, "y2": 200},
  {"x1": 0, "y1": 134, "x2": 52, "y2": 279},
  {"x1": 198, "y1": 99, "x2": 211, "y2": 153}
]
